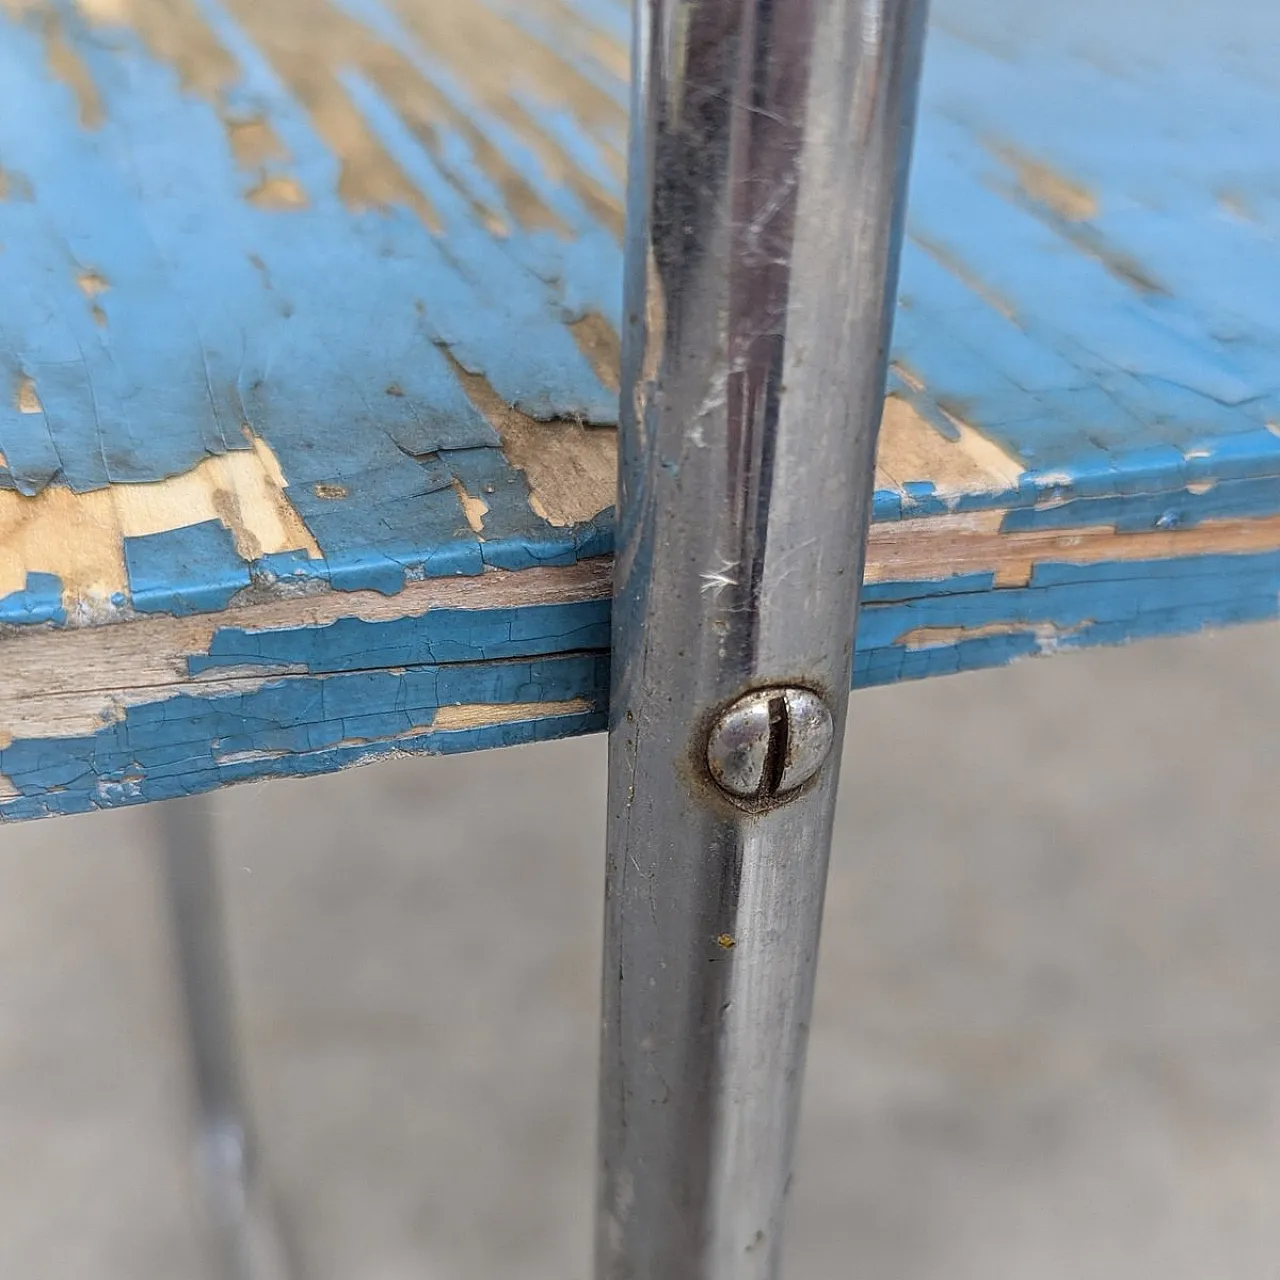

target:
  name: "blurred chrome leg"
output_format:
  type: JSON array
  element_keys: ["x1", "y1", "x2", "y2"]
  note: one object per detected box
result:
[
  {"x1": 600, "y1": 2, "x2": 928, "y2": 1278},
  {"x1": 160, "y1": 797, "x2": 294, "y2": 1280}
]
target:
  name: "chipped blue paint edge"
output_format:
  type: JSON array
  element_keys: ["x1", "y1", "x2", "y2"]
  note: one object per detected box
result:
[
  {"x1": 0, "y1": 709, "x2": 608, "y2": 819},
  {"x1": 125, "y1": 522, "x2": 251, "y2": 615},
  {"x1": 3, "y1": 0, "x2": 1280, "y2": 635},
  {"x1": 189, "y1": 596, "x2": 613, "y2": 675},
  {"x1": 5, "y1": 545, "x2": 1280, "y2": 820},
  {"x1": 0, "y1": 572, "x2": 66, "y2": 625},
  {"x1": 0, "y1": 651, "x2": 611, "y2": 819},
  {"x1": 854, "y1": 549, "x2": 1280, "y2": 686},
  {"x1": 7, "y1": 436, "x2": 1278, "y2": 629},
  {"x1": 2, "y1": 438, "x2": 1276, "y2": 630}
]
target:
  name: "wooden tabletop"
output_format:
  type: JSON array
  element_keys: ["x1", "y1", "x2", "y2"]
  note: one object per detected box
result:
[{"x1": 0, "y1": 0, "x2": 1277, "y2": 817}]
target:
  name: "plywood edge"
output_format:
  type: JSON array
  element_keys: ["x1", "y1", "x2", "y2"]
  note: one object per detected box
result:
[
  {"x1": 3, "y1": 508, "x2": 1279, "y2": 722},
  {"x1": 4, "y1": 520, "x2": 1280, "y2": 820}
]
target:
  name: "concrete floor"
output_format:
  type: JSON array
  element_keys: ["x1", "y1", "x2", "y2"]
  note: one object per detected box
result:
[{"x1": 0, "y1": 623, "x2": 1278, "y2": 1279}]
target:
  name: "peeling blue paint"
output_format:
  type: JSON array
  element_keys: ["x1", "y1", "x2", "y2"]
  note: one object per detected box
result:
[
  {"x1": 0, "y1": 651, "x2": 609, "y2": 817},
  {"x1": 1001, "y1": 474, "x2": 1280, "y2": 535},
  {"x1": 0, "y1": 0, "x2": 1277, "y2": 626},
  {"x1": 189, "y1": 598, "x2": 612, "y2": 676},
  {"x1": 254, "y1": 548, "x2": 330, "y2": 587},
  {"x1": 1, "y1": 0, "x2": 1279, "y2": 814},
  {"x1": 861, "y1": 572, "x2": 996, "y2": 604},
  {"x1": 0, "y1": 708, "x2": 607, "y2": 820},
  {"x1": 124, "y1": 521, "x2": 252, "y2": 615},
  {"x1": 6, "y1": 545, "x2": 1280, "y2": 819},
  {"x1": 0, "y1": 0, "x2": 618, "y2": 609},
  {"x1": 852, "y1": 549, "x2": 1280, "y2": 686},
  {"x1": 0, "y1": 572, "x2": 66, "y2": 625}
]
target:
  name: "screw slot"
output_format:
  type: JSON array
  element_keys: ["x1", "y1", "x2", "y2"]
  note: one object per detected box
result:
[{"x1": 706, "y1": 687, "x2": 833, "y2": 806}]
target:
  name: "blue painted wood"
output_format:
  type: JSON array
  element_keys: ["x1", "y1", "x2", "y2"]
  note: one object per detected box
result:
[
  {"x1": 0, "y1": 0, "x2": 1276, "y2": 599},
  {"x1": 0, "y1": 0, "x2": 1276, "y2": 815},
  {"x1": 126, "y1": 522, "x2": 253, "y2": 615},
  {"x1": 0, "y1": 655, "x2": 613, "y2": 818},
  {"x1": 4, "y1": 542, "x2": 1280, "y2": 819}
]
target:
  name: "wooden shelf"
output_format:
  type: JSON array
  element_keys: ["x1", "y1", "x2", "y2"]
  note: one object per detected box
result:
[{"x1": 0, "y1": 0, "x2": 1276, "y2": 817}]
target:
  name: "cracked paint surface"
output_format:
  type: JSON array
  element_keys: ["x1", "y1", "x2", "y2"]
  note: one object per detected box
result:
[
  {"x1": 0, "y1": 651, "x2": 612, "y2": 818},
  {"x1": 0, "y1": 0, "x2": 1275, "y2": 621},
  {"x1": 0, "y1": 0, "x2": 624, "y2": 614},
  {"x1": 5, "y1": 541, "x2": 1280, "y2": 818},
  {"x1": 0, "y1": 0, "x2": 1278, "y2": 813}
]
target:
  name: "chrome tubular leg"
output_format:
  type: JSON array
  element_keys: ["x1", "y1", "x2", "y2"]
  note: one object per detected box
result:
[
  {"x1": 159, "y1": 797, "x2": 294, "y2": 1280},
  {"x1": 600, "y1": 2, "x2": 928, "y2": 1277}
]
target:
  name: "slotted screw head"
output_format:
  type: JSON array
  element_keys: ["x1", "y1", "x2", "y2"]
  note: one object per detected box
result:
[{"x1": 706, "y1": 687, "x2": 834, "y2": 804}]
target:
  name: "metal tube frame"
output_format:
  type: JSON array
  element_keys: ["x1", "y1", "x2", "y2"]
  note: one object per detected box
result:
[
  {"x1": 151, "y1": 5, "x2": 925, "y2": 1276},
  {"x1": 600, "y1": 1, "x2": 928, "y2": 1276},
  {"x1": 159, "y1": 797, "x2": 294, "y2": 1280}
]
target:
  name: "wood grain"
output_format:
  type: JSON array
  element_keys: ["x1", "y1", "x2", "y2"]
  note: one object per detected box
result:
[{"x1": 0, "y1": 0, "x2": 1276, "y2": 815}]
